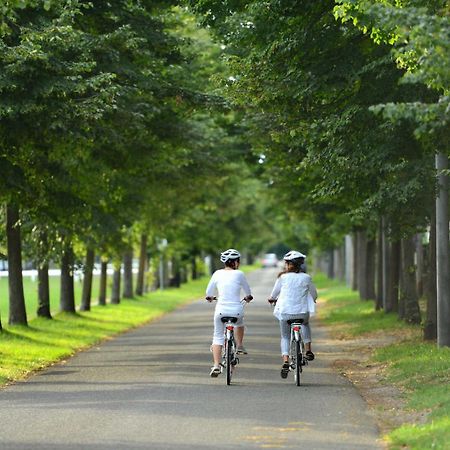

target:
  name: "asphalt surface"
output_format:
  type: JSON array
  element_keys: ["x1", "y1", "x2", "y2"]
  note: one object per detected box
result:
[{"x1": 0, "y1": 268, "x2": 382, "y2": 449}]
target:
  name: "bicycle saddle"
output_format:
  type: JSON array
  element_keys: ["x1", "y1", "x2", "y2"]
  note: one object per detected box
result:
[
  {"x1": 220, "y1": 316, "x2": 239, "y2": 323},
  {"x1": 287, "y1": 318, "x2": 304, "y2": 325}
]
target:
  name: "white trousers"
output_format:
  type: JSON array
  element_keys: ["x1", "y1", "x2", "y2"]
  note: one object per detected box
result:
[
  {"x1": 279, "y1": 312, "x2": 311, "y2": 356},
  {"x1": 212, "y1": 307, "x2": 244, "y2": 345}
]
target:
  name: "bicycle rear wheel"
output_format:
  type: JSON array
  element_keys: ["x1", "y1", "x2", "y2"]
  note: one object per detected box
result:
[
  {"x1": 294, "y1": 340, "x2": 301, "y2": 386},
  {"x1": 226, "y1": 338, "x2": 233, "y2": 385}
]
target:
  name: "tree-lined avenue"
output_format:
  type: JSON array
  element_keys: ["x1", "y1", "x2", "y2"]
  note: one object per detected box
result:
[{"x1": 0, "y1": 269, "x2": 381, "y2": 450}]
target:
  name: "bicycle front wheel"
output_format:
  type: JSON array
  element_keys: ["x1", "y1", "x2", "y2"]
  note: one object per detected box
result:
[
  {"x1": 226, "y1": 338, "x2": 233, "y2": 385},
  {"x1": 294, "y1": 340, "x2": 301, "y2": 386}
]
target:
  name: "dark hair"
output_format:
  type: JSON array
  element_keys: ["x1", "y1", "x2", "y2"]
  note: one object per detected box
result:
[
  {"x1": 225, "y1": 258, "x2": 240, "y2": 269},
  {"x1": 278, "y1": 258, "x2": 305, "y2": 277}
]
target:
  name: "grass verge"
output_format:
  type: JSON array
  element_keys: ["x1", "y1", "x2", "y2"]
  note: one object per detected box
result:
[
  {"x1": 0, "y1": 276, "x2": 209, "y2": 387},
  {"x1": 315, "y1": 273, "x2": 450, "y2": 450},
  {"x1": 0, "y1": 264, "x2": 259, "y2": 387}
]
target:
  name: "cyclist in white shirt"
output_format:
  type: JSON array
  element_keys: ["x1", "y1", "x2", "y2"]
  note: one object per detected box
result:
[
  {"x1": 206, "y1": 249, "x2": 253, "y2": 377},
  {"x1": 268, "y1": 250, "x2": 317, "y2": 378}
]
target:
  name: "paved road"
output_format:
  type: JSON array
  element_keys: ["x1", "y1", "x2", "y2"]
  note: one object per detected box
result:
[{"x1": 0, "y1": 269, "x2": 382, "y2": 449}]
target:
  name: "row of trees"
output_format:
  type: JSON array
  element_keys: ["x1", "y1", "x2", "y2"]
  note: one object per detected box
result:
[
  {"x1": 0, "y1": 2, "x2": 292, "y2": 330},
  {"x1": 189, "y1": 0, "x2": 449, "y2": 346}
]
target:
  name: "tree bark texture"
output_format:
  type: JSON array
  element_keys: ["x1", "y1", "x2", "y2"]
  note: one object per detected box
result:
[
  {"x1": 351, "y1": 233, "x2": 358, "y2": 291},
  {"x1": 7, "y1": 204, "x2": 27, "y2": 325},
  {"x1": 169, "y1": 257, "x2": 181, "y2": 287},
  {"x1": 376, "y1": 220, "x2": 383, "y2": 310},
  {"x1": 98, "y1": 260, "x2": 108, "y2": 306},
  {"x1": 366, "y1": 238, "x2": 376, "y2": 300},
  {"x1": 37, "y1": 263, "x2": 52, "y2": 318},
  {"x1": 123, "y1": 249, "x2": 133, "y2": 298},
  {"x1": 60, "y1": 244, "x2": 76, "y2": 313},
  {"x1": 136, "y1": 234, "x2": 148, "y2": 296},
  {"x1": 386, "y1": 241, "x2": 400, "y2": 314},
  {"x1": 400, "y1": 237, "x2": 421, "y2": 324},
  {"x1": 111, "y1": 265, "x2": 121, "y2": 304},
  {"x1": 192, "y1": 256, "x2": 198, "y2": 279},
  {"x1": 327, "y1": 249, "x2": 334, "y2": 279},
  {"x1": 415, "y1": 234, "x2": 424, "y2": 298},
  {"x1": 356, "y1": 230, "x2": 368, "y2": 299},
  {"x1": 80, "y1": 248, "x2": 95, "y2": 311},
  {"x1": 424, "y1": 210, "x2": 437, "y2": 340},
  {"x1": 381, "y1": 217, "x2": 390, "y2": 311},
  {"x1": 336, "y1": 244, "x2": 345, "y2": 282},
  {"x1": 436, "y1": 152, "x2": 450, "y2": 346}
]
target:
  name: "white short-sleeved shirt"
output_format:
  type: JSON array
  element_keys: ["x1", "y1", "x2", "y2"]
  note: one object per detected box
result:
[
  {"x1": 270, "y1": 272, "x2": 317, "y2": 320},
  {"x1": 206, "y1": 269, "x2": 251, "y2": 314}
]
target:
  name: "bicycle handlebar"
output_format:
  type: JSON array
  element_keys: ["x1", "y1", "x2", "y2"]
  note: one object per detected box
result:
[{"x1": 206, "y1": 295, "x2": 253, "y2": 303}]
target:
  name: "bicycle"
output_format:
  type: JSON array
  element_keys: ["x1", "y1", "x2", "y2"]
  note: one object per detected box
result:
[
  {"x1": 287, "y1": 317, "x2": 308, "y2": 386},
  {"x1": 207, "y1": 296, "x2": 252, "y2": 385},
  {"x1": 269, "y1": 299, "x2": 308, "y2": 386},
  {"x1": 221, "y1": 315, "x2": 239, "y2": 385}
]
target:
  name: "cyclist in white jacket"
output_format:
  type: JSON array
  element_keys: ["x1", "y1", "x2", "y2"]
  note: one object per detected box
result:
[
  {"x1": 268, "y1": 250, "x2": 317, "y2": 379},
  {"x1": 206, "y1": 249, "x2": 253, "y2": 377}
]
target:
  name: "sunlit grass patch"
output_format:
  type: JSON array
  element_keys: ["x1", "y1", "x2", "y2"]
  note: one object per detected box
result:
[
  {"x1": 387, "y1": 415, "x2": 450, "y2": 450},
  {"x1": 0, "y1": 275, "x2": 210, "y2": 386},
  {"x1": 316, "y1": 275, "x2": 450, "y2": 449}
]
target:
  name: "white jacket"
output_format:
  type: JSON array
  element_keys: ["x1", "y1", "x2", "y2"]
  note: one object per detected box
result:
[{"x1": 270, "y1": 272, "x2": 317, "y2": 320}]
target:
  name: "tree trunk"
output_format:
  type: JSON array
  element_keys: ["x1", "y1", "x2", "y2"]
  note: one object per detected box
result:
[
  {"x1": 37, "y1": 262, "x2": 52, "y2": 318},
  {"x1": 415, "y1": 234, "x2": 424, "y2": 298},
  {"x1": 382, "y1": 217, "x2": 390, "y2": 311},
  {"x1": 6, "y1": 204, "x2": 27, "y2": 325},
  {"x1": 344, "y1": 235, "x2": 353, "y2": 287},
  {"x1": 386, "y1": 241, "x2": 400, "y2": 313},
  {"x1": 327, "y1": 249, "x2": 334, "y2": 279},
  {"x1": 366, "y1": 238, "x2": 376, "y2": 300},
  {"x1": 424, "y1": 210, "x2": 437, "y2": 340},
  {"x1": 357, "y1": 230, "x2": 368, "y2": 300},
  {"x1": 436, "y1": 152, "x2": 450, "y2": 347},
  {"x1": 136, "y1": 234, "x2": 148, "y2": 296},
  {"x1": 336, "y1": 244, "x2": 345, "y2": 282},
  {"x1": 98, "y1": 260, "x2": 108, "y2": 306},
  {"x1": 351, "y1": 232, "x2": 358, "y2": 291},
  {"x1": 60, "y1": 243, "x2": 76, "y2": 313},
  {"x1": 80, "y1": 248, "x2": 95, "y2": 311},
  {"x1": 191, "y1": 256, "x2": 198, "y2": 280},
  {"x1": 401, "y1": 236, "x2": 421, "y2": 324},
  {"x1": 169, "y1": 257, "x2": 181, "y2": 287},
  {"x1": 123, "y1": 248, "x2": 133, "y2": 298},
  {"x1": 376, "y1": 219, "x2": 383, "y2": 310},
  {"x1": 111, "y1": 263, "x2": 121, "y2": 304}
]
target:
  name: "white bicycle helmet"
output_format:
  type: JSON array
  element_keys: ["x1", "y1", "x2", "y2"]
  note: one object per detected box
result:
[
  {"x1": 220, "y1": 248, "x2": 241, "y2": 263},
  {"x1": 283, "y1": 250, "x2": 306, "y2": 261}
]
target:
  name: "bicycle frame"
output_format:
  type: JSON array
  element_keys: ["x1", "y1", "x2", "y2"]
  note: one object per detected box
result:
[
  {"x1": 289, "y1": 320, "x2": 307, "y2": 386},
  {"x1": 221, "y1": 317, "x2": 239, "y2": 385}
]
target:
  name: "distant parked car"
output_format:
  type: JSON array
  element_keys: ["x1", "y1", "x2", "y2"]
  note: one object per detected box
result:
[{"x1": 261, "y1": 253, "x2": 279, "y2": 268}]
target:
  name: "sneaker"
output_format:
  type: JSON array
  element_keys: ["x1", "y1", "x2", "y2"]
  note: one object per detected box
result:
[
  {"x1": 305, "y1": 351, "x2": 315, "y2": 361},
  {"x1": 236, "y1": 345, "x2": 247, "y2": 355},
  {"x1": 210, "y1": 366, "x2": 222, "y2": 377},
  {"x1": 280, "y1": 362, "x2": 290, "y2": 379}
]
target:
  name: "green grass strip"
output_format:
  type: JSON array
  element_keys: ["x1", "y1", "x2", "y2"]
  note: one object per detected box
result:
[
  {"x1": 0, "y1": 264, "x2": 259, "y2": 387},
  {"x1": 0, "y1": 276, "x2": 209, "y2": 386},
  {"x1": 315, "y1": 273, "x2": 450, "y2": 450}
]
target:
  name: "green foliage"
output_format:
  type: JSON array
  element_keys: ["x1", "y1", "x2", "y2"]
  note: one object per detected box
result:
[{"x1": 188, "y1": 0, "x2": 444, "y2": 250}]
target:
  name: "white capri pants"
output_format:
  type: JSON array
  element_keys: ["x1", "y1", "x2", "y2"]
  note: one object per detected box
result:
[
  {"x1": 279, "y1": 312, "x2": 311, "y2": 356},
  {"x1": 212, "y1": 308, "x2": 244, "y2": 345}
]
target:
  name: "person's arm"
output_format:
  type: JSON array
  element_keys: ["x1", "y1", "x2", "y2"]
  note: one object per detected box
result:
[
  {"x1": 269, "y1": 277, "x2": 282, "y2": 300},
  {"x1": 206, "y1": 273, "x2": 218, "y2": 298},
  {"x1": 309, "y1": 279, "x2": 318, "y2": 301},
  {"x1": 240, "y1": 272, "x2": 252, "y2": 298}
]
